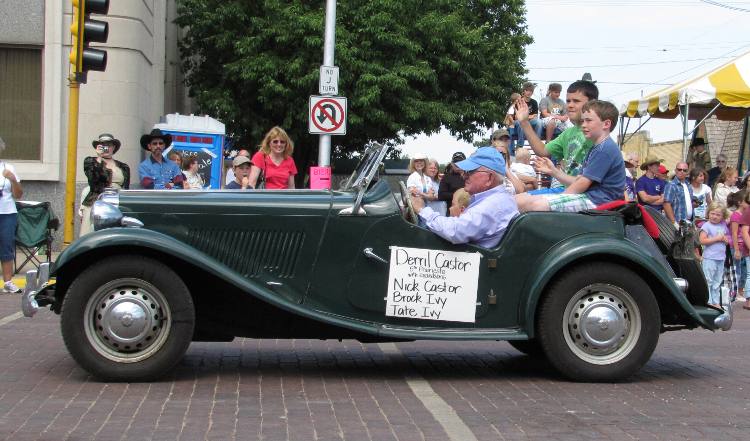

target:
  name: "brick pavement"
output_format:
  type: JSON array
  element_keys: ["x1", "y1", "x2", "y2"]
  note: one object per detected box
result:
[{"x1": 0, "y1": 292, "x2": 748, "y2": 440}]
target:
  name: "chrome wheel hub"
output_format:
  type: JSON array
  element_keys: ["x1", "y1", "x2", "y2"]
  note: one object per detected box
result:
[
  {"x1": 99, "y1": 293, "x2": 155, "y2": 348},
  {"x1": 563, "y1": 284, "x2": 641, "y2": 365},
  {"x1": 84, "y1": 279, "x2": 171, "y2": 363}
]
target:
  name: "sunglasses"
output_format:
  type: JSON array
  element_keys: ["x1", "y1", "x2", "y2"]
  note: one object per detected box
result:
[
  {"x1": 271, "y1": 140, "x2": 287, "y2": 144},
  {"x1": 150, "y1": 141, "x2": 165, "y2": 146},
  {"x1": 492, "y1": 137, "x2": 509, "y2": 141},
  {"x1": 460, "y1": 169, "x2": 492, "y2": 179},
  {"x1": 675, "y1": 168, "x2": 688, "y2": 172}
]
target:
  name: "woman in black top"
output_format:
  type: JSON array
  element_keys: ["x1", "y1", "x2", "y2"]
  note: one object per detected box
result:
[
  {"x1": 437, "y1": 152, "x2": 467, "y2": 216},
  {"x1": 80, "y1": 134, "x2": 130, "y2": 236}
]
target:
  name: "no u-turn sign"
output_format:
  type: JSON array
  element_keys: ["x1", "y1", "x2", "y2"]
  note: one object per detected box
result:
[{"x1": 309, "y1": 95, "x2": 347, "y2": 135}]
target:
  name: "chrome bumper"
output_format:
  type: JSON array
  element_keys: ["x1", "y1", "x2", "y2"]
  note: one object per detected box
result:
[
  {"x1": 673, "y1": 277, "x2": 732, "y2": 331},
  {"x1": 21, "y1": 263, "x2": 51, "y2": 317},
  {"x1": 714, "y1": 303, "x2": 733, "y2": 331}
]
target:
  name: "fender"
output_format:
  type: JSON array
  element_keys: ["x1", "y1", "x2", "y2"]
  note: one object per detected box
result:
[
  {"x1": 520, "y1": 234, "x2": 713, "y2": 335},
  {"x1": 53, "y1": 227, "x2": 383, "y2": 336}
]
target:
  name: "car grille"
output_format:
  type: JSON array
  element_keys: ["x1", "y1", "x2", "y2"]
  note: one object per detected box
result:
[{"x1": 186, "y1": 229, "x2": 305, "y2": 278}]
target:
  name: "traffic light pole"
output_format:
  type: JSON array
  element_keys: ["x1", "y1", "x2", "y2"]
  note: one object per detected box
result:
[
  {"x1": 63, "y1": 0, "x2": 109, "y2": 246},
  {"x1": 62, "y1": 75, "x2": 80, "y2": 247}
]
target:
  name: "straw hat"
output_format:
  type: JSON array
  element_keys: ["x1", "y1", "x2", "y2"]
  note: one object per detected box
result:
[{"x1": 640, "y1": 153, "x2": 663, "y2": 171}]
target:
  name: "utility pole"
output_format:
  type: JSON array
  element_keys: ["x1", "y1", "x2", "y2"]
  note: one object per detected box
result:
[{"x1": 318, "y1": 0, "x2": 337, "y2": 168}]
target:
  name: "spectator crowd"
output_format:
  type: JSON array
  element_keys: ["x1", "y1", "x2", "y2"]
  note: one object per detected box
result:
[
  {"x1": 404, "y1": 79, "x2": 746, "y2": 312},
  {"x1": 70, "y1": 78, "x2": 747, "y2": 313}
]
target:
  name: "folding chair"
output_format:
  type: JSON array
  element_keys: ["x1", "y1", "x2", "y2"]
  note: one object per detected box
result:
[{"x1": 14, "y1": 201, "x2": 59, "y2": 274}]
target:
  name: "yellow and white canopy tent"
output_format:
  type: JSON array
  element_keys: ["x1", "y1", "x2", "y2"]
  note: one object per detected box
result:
[{"x1": 620, "y1": 50, "x2": 750, "y2": 157}]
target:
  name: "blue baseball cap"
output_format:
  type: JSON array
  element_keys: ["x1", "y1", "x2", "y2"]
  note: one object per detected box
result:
[{"x1": 455, "y1": 147, "x2": 506, "y2": 175}]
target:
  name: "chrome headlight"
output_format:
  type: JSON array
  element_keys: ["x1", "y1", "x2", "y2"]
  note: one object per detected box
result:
[
  {"x1": 100, "y1": 188, "x2": 120, "y2": 206},
  {"x1": 92, "y1": 200, "x2": 124, "y2": 231},
  {"x1": 91, "y1": 189, "x2": 143, "y2": 230}
]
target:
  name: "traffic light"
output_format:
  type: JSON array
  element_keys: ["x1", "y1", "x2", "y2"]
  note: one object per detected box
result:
[{"x1": 69, "y1": 0, "x2": 109, "y2": 83}]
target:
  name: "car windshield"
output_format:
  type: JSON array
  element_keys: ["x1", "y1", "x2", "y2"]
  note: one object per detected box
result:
[{"x1": 339, "y1": 143, "x2": 389, "y2": 191}]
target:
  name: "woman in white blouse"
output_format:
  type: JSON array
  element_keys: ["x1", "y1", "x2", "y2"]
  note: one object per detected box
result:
[
  {"x1": 181, "y1": 156, "x2": 205, "y2": 189},
  {"x1": 424, "y1": 159, "x2": 447, "y2": 214},
  {"x1": 406, "y1": 153, "x2": 432, "y2": 199}
]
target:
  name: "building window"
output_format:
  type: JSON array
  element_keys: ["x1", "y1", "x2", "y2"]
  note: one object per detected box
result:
[{"x1": 0, "y1": 46, "x2": 42, "y2": 160}]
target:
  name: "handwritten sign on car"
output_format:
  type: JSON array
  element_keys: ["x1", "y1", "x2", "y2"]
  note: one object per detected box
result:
[{"x1": 386, "y1": 246, "x2": 480, "y2": 323}]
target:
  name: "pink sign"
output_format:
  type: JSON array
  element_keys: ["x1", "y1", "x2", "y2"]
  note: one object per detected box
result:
[{"x1": 310, "y1": 166, "x2": 332, "y2": 189}]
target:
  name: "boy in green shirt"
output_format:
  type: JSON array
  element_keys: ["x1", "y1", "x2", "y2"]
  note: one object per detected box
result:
[{"x1": 514, "y1": 80, "x2": 599, "y2": 194}]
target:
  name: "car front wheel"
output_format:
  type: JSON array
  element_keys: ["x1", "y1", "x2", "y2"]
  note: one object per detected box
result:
[
  {"x1": 537, "y1": 263, "x2": 660, "y2": 382},
  {"x1": 61, "y1": 256, "x2": 195, "y2": 381}
]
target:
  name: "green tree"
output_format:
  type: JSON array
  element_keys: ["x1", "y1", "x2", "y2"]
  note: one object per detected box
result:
[{"x1": 176, "y1": 0, "x2": 531, "y2": 176}]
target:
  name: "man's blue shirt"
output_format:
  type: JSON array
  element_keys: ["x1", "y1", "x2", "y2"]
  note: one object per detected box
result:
[
  {"x1": 138, "y1": 155, "x2": 182, "y2": 189},
  {"x1": 418, "y1": 185, "x2": 519, "y2": 249},
  {"x1": 664, "y1": 177, "x2": 693, "y2": 222}
]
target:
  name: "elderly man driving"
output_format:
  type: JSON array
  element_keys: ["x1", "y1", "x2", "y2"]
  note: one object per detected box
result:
[{"x1": 411, "y1": 147, "x2": 519, "y2": 248}]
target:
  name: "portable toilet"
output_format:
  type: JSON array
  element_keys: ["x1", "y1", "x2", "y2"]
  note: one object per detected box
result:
[{"x1": 153, "y1": 114, "x2": 225, "y2": 189}]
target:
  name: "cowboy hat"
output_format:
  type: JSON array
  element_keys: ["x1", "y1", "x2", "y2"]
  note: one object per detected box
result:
[
  {"x1": 140, "y1": 129, "x2": 173, "y2": 150},
  {"x1": 640, "y1": 153, "x2": 664, "y2": 171},
  {"x1": 451, "y1": 151, "x2": 466, "y2": 163},
  {"x1": 92, "y1": 133, "x2": 121, "y2": 154}
]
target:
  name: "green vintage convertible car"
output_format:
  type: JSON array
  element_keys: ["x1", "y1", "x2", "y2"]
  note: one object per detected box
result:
[{"x1": 22, "y1": 144, "x2": 731, "y2": 382}]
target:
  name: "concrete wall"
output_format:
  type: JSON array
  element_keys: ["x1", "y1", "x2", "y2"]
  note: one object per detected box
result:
[
  {"x1": 1, "y1": 0, "x2": 191, "y2": 250},
  {"x1": 620, "y1": 130, "x2": 682, "y2": 178},
  {"x1": 0, "y1": 0, "x2": 43, "y2": 44}
]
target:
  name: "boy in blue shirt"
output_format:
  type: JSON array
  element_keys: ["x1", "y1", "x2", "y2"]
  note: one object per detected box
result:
[{"x1": 516, "y1": 100, "x2": 625, "y2": 212}]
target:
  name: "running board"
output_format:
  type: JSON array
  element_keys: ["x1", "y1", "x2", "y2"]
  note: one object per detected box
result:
[{"x1": 378, "y1": 325, "x2": 526, "y2": 340}]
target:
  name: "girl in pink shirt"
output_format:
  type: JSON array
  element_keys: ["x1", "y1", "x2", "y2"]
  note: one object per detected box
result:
[
  {"x1": 738, "y1": 191, "x2": 750, "y2": 309},
  {"x1": 728, "y1": 191, "x2": 747, "y2": 301}
]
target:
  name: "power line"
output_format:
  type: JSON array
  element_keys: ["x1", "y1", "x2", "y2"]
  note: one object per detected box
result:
[
  {"x1": 608, "y1": 44, "x2": 750, "y2": 99},
  {"x1": 529, "y1": 42, "x2": 749, "y2": 55},
  {"x1": 527, "y1": 40, "x2": 749, "y2": 51},
  {"x1": 700, "y1": 0, "x2": 750, "y2": 12},
  {"x1": 529, "y1": 80, "x2": 674, "y2": 86},
  {"x1": 530, "y1": 56, "x2": 734, "y2": 70},
  {"x1": 527, "y1": 0, "x2": 750, "y2": 4}
]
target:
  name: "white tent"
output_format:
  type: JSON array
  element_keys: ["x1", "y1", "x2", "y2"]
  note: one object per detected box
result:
[{"x1": 620, "y1": 50, "x2": 750, "y2": 156}]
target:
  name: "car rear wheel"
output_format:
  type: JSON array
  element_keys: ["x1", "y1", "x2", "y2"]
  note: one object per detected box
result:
[
  {"x1": 61, "y1": 256, "x2": 195, "y2": 381},
  {"x1": 537, "y1": 263, "x2": 660, "y2": 382}
]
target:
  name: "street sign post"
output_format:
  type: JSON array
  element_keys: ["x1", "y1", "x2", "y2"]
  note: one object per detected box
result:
[
  {"x1": 309, "y1": 96, "x2": 347, "y2": 135},
  {"x1": 313, "y1": 0, "x2": 337, "y2": 190},
  {"x1": 319, "y1": 65, "x2": 339, "y2": 95}
]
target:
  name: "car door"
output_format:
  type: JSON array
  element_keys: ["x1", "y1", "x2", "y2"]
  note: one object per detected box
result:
[{"x1": 341, "y1": 214, "x2": 505, "y2": 328}]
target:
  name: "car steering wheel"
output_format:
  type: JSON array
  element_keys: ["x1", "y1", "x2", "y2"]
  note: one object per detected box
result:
[{"x1": 399, "y1": 182, "x2": 418, "y2": 225}]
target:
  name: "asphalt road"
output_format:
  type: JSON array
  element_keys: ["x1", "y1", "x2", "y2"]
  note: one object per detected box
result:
[{"x1": 0, "y1": 293, "x2": 747, "y2": 441}]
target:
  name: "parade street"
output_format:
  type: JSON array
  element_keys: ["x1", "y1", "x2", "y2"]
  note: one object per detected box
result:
[{"x1": 0, "y1": 293, "x2": 745, "y2": 441}]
